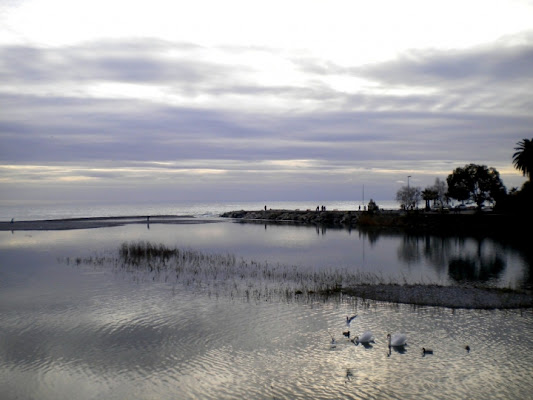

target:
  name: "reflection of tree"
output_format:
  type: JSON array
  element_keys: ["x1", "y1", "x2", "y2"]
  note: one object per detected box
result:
[
  {"x1": 397, "y1": 235, "x2": 423, "y2": 265},
  {"x1": 518, "y1": 251, "x2": 533, "y2": 291},
  {"x1": 448, "y1": 255, "x2": 505, "y2": 283},
  {"x1": 355, "y1": 226, "x2": 529, "y2": 288},
  {"x1": 422, "y1": 235, "x2": 451, "y2": 273},
  {"x1": 396, "y1": 235, "x2": 450, "y2": 274},
  {"x1": 396, "y1": 234, "x2": 508, "y2": 281},
  {"x1": 357, "y1": 227, "x2": 381, "y2": 245}
]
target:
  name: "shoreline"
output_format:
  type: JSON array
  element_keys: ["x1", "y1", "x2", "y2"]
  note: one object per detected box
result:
[
  {"x1": 0, "y1": 215, "x2": 222, "y2": 231},
  {"x1": 220, "y1": 209, "x2": 530, "y2": 237}
]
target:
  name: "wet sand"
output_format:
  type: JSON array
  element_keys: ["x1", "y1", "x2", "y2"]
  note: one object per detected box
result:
[
  {"x1": 0, "y1": 215, "x2": 222, "y2": 231},
  {"x1": 340, "y1": 284, "x2": 533, "y2": 310}
]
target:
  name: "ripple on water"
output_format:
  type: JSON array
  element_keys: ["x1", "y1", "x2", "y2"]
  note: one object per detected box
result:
[{"x1": 1, "y1": 266, "x2": 533, "y2": 400}]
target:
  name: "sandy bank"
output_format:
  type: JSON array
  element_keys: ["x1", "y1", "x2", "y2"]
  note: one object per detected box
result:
[
  {"x1": 336, "y1": 284, "x2": 533, "y2": 310},
  {"x1": 0, "y1": 215, "x2": 222, "y2": 231}
]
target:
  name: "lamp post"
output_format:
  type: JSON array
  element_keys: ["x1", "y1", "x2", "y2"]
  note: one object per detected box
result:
[{"x1": 407, "y1": 175, "x2": 412, "y2": 210}]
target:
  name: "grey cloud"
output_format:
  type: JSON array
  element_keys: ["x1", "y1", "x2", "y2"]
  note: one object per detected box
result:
[
  {"x1": 1, "y1": 91, "x2": 530, "y2": 170},
  {"x1": 0, "y1": 39, "x2": 241, "y2": 88},
  {"x1": 356, "y1": 43, "x2": 533, "y2": 87},
  {"x1": 2, "y1": 35, "x2": 532, "y2": 188},
  {"x1": 291, "y1": 31, "x2": 533, "y2": 115},
  {"x1": 293, "y1": 31, "x2": 533, "y2": 88},
  {"x1": 0, "y1": 40, "x2": 342, "y2": 102}
]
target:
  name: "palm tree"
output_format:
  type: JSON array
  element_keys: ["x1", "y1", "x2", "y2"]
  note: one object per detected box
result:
[
  {"x1": 422, "y1": 188, "x2": 438, "y2": 210},
  {"x1": 513, "y1": 138, "x2": 533, "y2": 182}
]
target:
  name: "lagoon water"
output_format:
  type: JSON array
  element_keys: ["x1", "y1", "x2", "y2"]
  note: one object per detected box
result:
[{"x1": 1, "y1": 202, "x2": 532, "y2": 399}]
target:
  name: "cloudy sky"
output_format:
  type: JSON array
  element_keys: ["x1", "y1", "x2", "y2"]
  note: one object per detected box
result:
[{"x1": 1, "y1": 0, "x2": 532, "y2": 205}]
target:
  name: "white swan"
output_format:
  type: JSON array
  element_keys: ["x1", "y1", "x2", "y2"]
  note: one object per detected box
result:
[
  {"x1": 353, "y1": 331, "x2": 374, "y2": 344},
  {"x1": 387, "y1": 333, "x2": 407, "y2": 347}
]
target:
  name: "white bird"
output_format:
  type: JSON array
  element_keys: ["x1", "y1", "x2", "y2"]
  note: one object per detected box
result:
[
  {"x1": 352, "y1": 331, "x2": 374, "y2": 344},
  {"x1": 387, "y1": 333, "x2": 407, "y2": 347},
  {"x1": 346, "y1": 314, "x2": 357, "y2": 326}
]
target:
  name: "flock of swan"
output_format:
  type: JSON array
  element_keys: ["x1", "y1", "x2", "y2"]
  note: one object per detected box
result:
[{"x1": 328, "y1": 314, "x2": 470, "y2": 356}]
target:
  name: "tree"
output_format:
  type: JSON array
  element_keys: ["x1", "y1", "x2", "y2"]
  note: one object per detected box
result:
[
  {"x1": 446, "y1": 164, "x2": 506, "y2": 209},
  {"x1": 367, "y1": 199, "x2": 379, "y2": 212},
  {"x1": 432, "y1": 177, "x2": 448, "y2": 207},
  {"x1": 512, "y1": 138, "x2": 533, "y2": 182},
  {"x1": 422, "y1": 187, "x2": 438, "y2": 210},
  {"x1": 396, "y1": 186, "x2": 422, "y2": 210}
]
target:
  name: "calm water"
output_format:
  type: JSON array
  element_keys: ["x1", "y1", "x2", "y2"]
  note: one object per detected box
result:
[{"x1": 1, "y1": 220, "x2": 532, "y2": 399}]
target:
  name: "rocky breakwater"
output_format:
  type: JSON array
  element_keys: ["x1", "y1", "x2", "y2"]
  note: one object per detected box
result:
[{"x1": 220, "y1": 209, "x2": 359, "y2": 226}]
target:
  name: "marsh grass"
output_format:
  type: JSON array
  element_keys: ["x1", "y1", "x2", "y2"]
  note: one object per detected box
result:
[
  {"x1": 65, "y1": 241, "x2": 391, "y2": 302},
  {"x1": 64, "y1": 241, "x2": 533, "y2": 308}
]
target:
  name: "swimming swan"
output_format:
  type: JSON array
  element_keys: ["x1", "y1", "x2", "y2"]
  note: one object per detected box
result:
[
  {"x1": 352, "y1": 331, "x2": 374, "y2": 344},
  {"x1": 422, "y1": 347, "x2": 433, "y2": 355},
  {"x1": 387, "y1": 333, "x2": 407, "y2": 347}
]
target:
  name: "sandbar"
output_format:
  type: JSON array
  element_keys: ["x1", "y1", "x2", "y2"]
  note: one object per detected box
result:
[
  {"x1": 0, "y1": 215, "x2": 223, "y2": 231},
  {"x1": 339, "y1": 284, "x2": 533, "y2": 309}
]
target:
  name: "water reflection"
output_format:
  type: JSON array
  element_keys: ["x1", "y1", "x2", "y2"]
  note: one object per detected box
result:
[
  {"x1": 387, "y1": 345, "x2": 407, "y2": 356},
  {"x1": 352, "y1": 229, "x2": 529, "y2": 289},
  {"x1": 1, "y1": 226, "x2": 533, "y2": 400},
  {"x1": 1, "y1": 221, "x2": 531, "y2": 291},
  {"x1": 356, "y1": 341, "x2": 374, "y2": 350},
  {"x1": 449, "y1": 256, "x2": 505, "y2": 283}
]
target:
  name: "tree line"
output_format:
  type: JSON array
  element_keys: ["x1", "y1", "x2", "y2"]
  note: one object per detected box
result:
[{"x1": 395, "y1": 138, "x2": 533, "y2": 213}]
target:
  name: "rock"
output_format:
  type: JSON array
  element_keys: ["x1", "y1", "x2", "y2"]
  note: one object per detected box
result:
[{"x1": 220, "y1": 209, "x2": 360, "y2": 227}]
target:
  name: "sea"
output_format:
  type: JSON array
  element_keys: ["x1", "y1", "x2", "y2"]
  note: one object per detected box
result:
[{"x1": 0, "y1": 199, "x2": 400, "y2": 221}]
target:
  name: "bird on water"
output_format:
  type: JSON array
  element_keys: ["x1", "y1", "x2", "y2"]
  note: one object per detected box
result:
[
  {"x1": 346, "y1": 315, "x2": 357, "y2": 326},
  {"x1": 387, "y1": 333, "x2": 407, "y2": 347},
  {"x1": 352, "y1": 331, "x2": 374, "y2": 345},
  {"x1": 422, "y1": 347, "x2": 433, "y2": 355}
]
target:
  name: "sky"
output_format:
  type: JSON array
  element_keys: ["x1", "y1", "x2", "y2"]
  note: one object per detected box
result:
[{"x1": 1, "y1": 0, "x2": 532, "y2": 205}]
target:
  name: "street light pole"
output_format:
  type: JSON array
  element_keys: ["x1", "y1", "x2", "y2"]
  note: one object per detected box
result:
[{"x1": 407, "y1": 175, "x2": 412, "y2": 210}]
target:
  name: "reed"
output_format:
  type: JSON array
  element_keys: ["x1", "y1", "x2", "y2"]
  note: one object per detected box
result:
[{"x1": 63, "y1": 241, "x2": 533, "y2": 308}]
